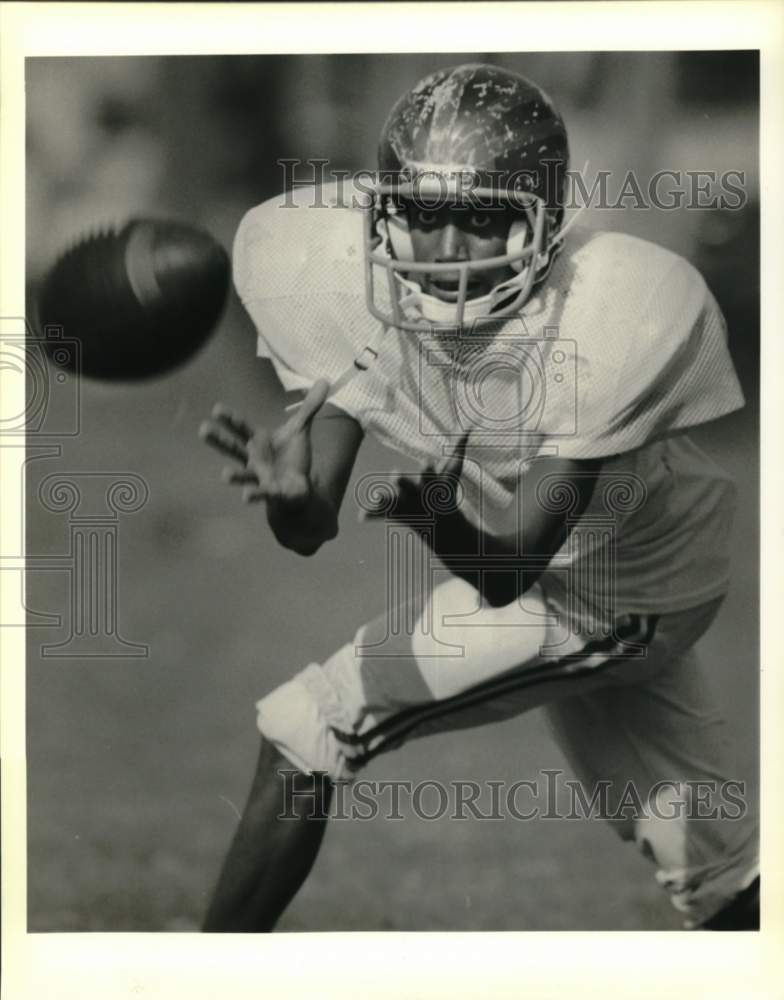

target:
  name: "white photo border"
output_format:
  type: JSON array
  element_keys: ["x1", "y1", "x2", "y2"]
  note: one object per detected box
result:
[{"x1": 1, "y1": 3, "x2": 782, "y2": 998}]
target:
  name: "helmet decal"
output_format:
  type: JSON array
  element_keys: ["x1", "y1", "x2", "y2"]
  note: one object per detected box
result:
[{"x1": 379, "y1": 63, "x2": 568, "y2": 209}]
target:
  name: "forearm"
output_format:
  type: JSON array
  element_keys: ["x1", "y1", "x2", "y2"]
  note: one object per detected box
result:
[
  {"x1": 264, "y1": 404, "x2": 362, "y2": 556},
  {"x1": 422, "y1": 457, "x2": 599, "y2": 605},
  {"x1": 429, "y1": 510, "x2": 546, "y2": 607}
]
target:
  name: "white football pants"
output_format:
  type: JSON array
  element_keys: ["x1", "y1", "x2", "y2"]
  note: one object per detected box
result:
[{"x1": 256, "y1": 573, "x2": 758, "y2": 926}]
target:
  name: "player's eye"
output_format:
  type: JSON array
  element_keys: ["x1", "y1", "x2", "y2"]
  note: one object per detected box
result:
[
  {"x1": 416, "y1": 209, "x2": 438, "y2": 227},
  {"x1": 469, "y1": 213, "x2": 492, "y2": 230}
]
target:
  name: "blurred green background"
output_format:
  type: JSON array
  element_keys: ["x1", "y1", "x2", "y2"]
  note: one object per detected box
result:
[{"x1": 25, "y1": 52, "x2": 758, "y2": 931}]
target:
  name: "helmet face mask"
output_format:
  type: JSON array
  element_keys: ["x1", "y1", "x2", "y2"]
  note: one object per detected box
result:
[
  {"x1": 363, "y1": 63, "x2": 569, "y2": 331},
  {"x1": 364, "y1": 182, "x2": 551, "y2": 330}
]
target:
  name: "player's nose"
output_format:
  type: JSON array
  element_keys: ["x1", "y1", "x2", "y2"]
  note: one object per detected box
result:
[{"x1": 436, "y1": 222, "x2": 468, "y2": 263}]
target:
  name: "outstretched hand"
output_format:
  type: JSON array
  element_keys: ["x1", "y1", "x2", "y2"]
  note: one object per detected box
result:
[
  {"x1": 360, "y1": 432, "x2": 470, "y2": 524},
  {"x1": 199, "y1": 379, "x2": 330, "y2": 506}
]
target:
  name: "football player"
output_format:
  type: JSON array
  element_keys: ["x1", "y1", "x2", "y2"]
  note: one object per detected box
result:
[{"x1": 200, "y1": 63, "x2": 759, "y2": 931}]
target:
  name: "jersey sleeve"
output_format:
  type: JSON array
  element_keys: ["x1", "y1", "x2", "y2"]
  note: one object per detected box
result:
[
  {"x1": 553, "y1": 253, "x2": 744, "y2": 459},
  {"x1": 232, "y1": 198, "x2": 375, "y2": 421}
]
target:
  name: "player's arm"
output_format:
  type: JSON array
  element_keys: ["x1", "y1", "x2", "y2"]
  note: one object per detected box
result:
[
  {"x1": 363, "y1": 440, "x2": 601, "y2": 607},
  {"x1": 434, "y1": 454, "x2": 602, "y2": 607},
  {"x1": 201, "y1": 379, "x2": 364, "y2": 556},
  {"x1": 265, "y1": 400, "x2": 363, "y2": 555}
]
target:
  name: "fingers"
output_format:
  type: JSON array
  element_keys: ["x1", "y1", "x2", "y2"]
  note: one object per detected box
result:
[
  {"x1": 199, "y1": 403, "x2": 256, "y2": 463},
  {"x1": 285, "y1": 379, "x2": 330, "y2": 435},
  {"x1": 359, "y1": 503, "x2": 388, "y2": 522},
  {"x1": 242, "y1": 486, "x2": 266, "y2": 504},
  {"x1": 221, "y1": 468, "x2": 258, "y2": 485},
  {"x1": 199, "y1": 423, "x2": 249, "y2": 463},
  {"x1": 210, "y1": 404, "x2": 254, "y2": 442},
  {"x1": 359, "y1": 442, "x2": 469, "y2": 524},
  {"x1": 436, "y1": 432, "x2": 470, "y2": 478},
  {"x1": 201, "y1": 408, "x2": 312, "y2": 507}
]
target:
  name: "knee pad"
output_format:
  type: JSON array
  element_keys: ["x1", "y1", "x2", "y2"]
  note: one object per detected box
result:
[
  {"x1": 256, "y1": 657, "x2": 363, "y2": 781},
  {"x1": 256, "y1": 579, "x2": 554, "y2": 780}
]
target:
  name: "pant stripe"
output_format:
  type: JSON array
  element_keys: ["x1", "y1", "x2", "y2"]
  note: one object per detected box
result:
[{"x1": 333, "y1": 613, "x2": 658, "y2": 771}]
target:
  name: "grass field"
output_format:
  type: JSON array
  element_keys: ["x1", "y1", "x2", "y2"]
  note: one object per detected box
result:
[{"x1": 25, "y1": 302, "x2": 759, "y2": 932}]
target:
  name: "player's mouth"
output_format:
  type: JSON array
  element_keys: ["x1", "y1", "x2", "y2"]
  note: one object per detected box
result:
[{"x1": 426, "y1": 274, "x2": 485, "y2": 302}]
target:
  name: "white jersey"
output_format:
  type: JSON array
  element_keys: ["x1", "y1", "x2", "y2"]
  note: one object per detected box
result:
[{"x1": 234, "y1": 183, "x2": 744, "y2": 614}]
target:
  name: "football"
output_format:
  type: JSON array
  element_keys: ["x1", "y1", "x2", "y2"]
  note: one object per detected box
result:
[{"x1": 37, "y1": 218, "x2": 231, "y2": 380}]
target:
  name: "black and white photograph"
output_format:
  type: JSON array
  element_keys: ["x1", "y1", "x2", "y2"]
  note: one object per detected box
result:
[{"x1": 2, "y1": 3, "x2": 782, "y2": 998}]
